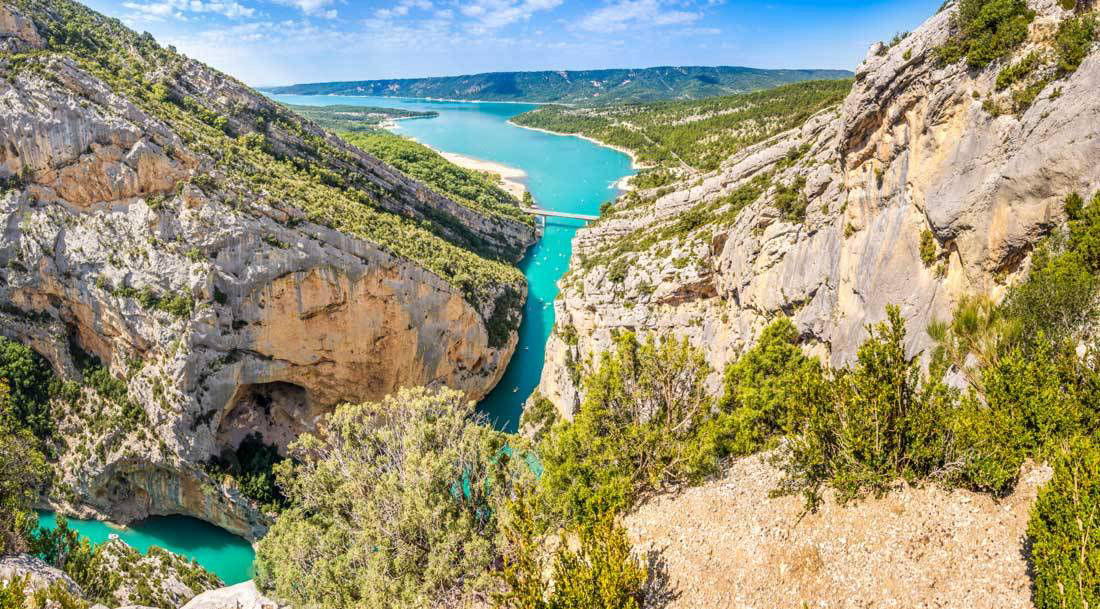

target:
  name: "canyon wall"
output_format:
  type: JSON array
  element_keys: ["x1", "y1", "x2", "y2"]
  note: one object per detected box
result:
[
  {"x1": 540, "y1": 0, "x2": 1100, "y2": 416},
  {"x1": 0, "y1": 1, "x2": 535, "y2": 539}
]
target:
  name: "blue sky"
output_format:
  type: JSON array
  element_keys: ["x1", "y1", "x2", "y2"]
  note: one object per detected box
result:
[{"x1": 81, "y1": 0, "x2": 942, "y2": 86}]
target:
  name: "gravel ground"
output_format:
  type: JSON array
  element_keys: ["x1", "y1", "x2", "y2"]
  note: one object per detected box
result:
[{"x1": 626, "y1": 453, "x2": 1051, "y2": 609}]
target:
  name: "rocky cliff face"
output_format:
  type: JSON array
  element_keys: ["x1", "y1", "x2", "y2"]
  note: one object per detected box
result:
[
  {"x1": 0, "y1": 0, "x2": 535, "y2": 538},
  {"x1": 540, "y1": 0, "x2": 1100, "y2": 416}
]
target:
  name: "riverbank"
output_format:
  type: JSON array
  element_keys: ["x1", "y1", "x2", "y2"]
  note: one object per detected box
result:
[
  {"x1": 437, "y1": 150, "x2": 529, "y2": 200},
  {"x1": 507, "y1": 120, "x2": 649, "y2": 184}
]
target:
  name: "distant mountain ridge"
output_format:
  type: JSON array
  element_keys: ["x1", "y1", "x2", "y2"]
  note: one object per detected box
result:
[{"x1": 260, "y1": 65, "x2": 854, "y2": 105}]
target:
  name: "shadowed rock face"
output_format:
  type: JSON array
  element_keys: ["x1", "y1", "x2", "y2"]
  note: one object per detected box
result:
[
  {"x1": 540, "y1": 0, "x2": 1100, "y2": 416},
  {"x1": 0, "y1": 3, "x2": 534, "y2": 538}
]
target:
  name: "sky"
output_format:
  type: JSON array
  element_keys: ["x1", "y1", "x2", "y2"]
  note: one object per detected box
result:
[{"x1": 81, "y1": 0, "x2": 944, "y2": 87}]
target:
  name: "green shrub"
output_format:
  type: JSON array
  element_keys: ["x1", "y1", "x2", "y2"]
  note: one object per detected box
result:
[
  {"x1": 1002, "y1": 194, "x2": 1100, "y2": 347},
  {"x1": 719, "y1": 317, "x2": 822, "y2": 447},
  {"x1": 1029, "y1": 436, "x2": 1100, "y2": 609},
  {"x1": 777, "y1": 306, "x2": 960, "y2": 508},
  {"x1": 537, "y1": 333, "x2": 716, "y2": 525},
  {"x1": 0, "y1": 577, "x2": 26, "y2": 609},
  {"x1": 494, "y1": 496, "x2": 647, "y2": 609},
  {"x1": 1055, "y1": 15, "x2": 1098, "y2": 77},
  {"x1": 927, "y1": 295, "x2": 1010, "y2": 391},
  {"x1": 773, "y1": 176, "x2": 808, "y2": 223},
  {"x1": 27, "y1": 515, "x2": 119, "y2": 604},
  {"x1": 919, "y1": 228, "x2": 938, "y2": 266},
  {"x1": 937, "y1": 0, "x2": 1036, "y2": 69},
  {"x1": 255, "y1": 387, "x2": 532, "y2": 609},
  {"x1": 952, "y1": 339, "x2": 1097, "y2": 493},
  {"x1": 995, "y1": 50, "x2": 1043, "y2": 90}
]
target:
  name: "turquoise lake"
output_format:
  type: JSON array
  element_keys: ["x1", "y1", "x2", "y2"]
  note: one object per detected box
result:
[
  {"x1": 36, "y1": 511, "x2": 255, "y2": 585},
  {"x1": 39, "y1": 95, "x2": 632, "y2": 584},
  {"x1": 272, "y1": 94, "x2": 636, "y2": 431}
]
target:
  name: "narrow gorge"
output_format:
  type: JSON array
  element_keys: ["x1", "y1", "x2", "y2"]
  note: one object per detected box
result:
[{"x1": 3, "y1": 0, "x2": 1100, "y2": 607}]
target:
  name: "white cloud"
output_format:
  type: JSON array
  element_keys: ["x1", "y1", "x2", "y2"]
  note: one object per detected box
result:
[
  {"x1": 456, "y1": 0, "x2": 564, "y2": 33},
  {"x1": 577, "y1": 0, "x2": 700, "y2": 32},
  {"x1": 375, "y1": 0, "x2": 433, "y2": 19},
  {"x1": 121, "y1": 0, "x2": 255, "y2": 21},
  {"x1": 271, "y1": 0, "x2": 339, "y2": 18}
]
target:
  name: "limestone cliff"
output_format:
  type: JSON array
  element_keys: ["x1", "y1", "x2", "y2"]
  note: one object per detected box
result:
[
  {"x1": 0, "y1": 0, "x2": 535, "y2": 538},
  {"x1": 540, "y1": 0, "x2": 1100, "y2": 416}
]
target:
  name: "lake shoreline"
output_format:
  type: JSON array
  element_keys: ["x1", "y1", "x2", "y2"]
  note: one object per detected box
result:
[
  {"x1": 383, "y1": 128, "x2": 530, "y2": 199},
  {"x1": 506, "y1": 121, "x2": 645, "y2": 190},
  {"x1": 438, "y1": 150, "x2": 529, "y2": 199}
]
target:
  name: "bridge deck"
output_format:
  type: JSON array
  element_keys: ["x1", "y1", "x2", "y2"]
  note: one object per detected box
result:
[{"x1": 521, "y1": 207, "x2": 599, "y2": 221}]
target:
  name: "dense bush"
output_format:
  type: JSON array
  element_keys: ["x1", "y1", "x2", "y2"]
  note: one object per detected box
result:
[
  {"x1": 719, "y1": 317, "x2": 822, "y2": 452},
  {"x1": 494, "y1": 494, "x2": 647, "y2": 609},
  {"x1": 1029, "y1": 436, "x2": 1100, "y2": 609},
  {"x1": 937, "y1": 0, "x2": 1036, "y2": 68},
  {"x1": 777, "y1": 307, "x2": 960, "y2": 507},
  {"x1": 0, "y1": 337, "x2": 57, "y2": 443},
  {"x1": 1003, "y1": 193, "x2": 1100, "y2": 346},
  {"x1": 0, "y1": 389, "x2": 48, "y2": 554},
  {"x1": 537, "y1": 332, "x2": 718, "y2": 524},
  {"x1": 254, "y1": 387, "x2": 532, "y2": 609},
  {"x1": 951, "y1": 339, "x2": 1098, "y2": 493},
  {"x1": 1055, "y1": 15, "x2": 1098, "y2": 76}
]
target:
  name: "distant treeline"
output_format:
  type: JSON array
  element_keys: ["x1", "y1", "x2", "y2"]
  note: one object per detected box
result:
[{"x1": 261, "y1": 65, "x2": 853, "y2": 105}]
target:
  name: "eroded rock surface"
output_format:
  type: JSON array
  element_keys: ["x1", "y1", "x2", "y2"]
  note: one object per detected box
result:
[
  {"x1": 0, "y1": 554, "x2": 83, "y2": 597},
  {"x1": 180, "y1": 581, "x2": 282, "y2": 609}
]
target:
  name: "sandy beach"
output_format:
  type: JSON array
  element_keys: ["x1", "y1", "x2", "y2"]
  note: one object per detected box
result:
[
  {"x1": 506, "y1": 120, "x2": 648, "y2": 171},
  {"x1": 437, "y1": 151, "x2": 528, "y2": 199}
]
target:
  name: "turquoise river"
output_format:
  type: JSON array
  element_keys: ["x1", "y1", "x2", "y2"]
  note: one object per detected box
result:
[{"x1": 41, "y1": 95, "x2": 634, "y2": 585}]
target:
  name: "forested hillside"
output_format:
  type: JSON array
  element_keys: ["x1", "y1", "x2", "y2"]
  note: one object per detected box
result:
[
  {"x1": 278, "y1": 104, "x2": 436, "y2": 132},
  {"x1": 512, "y1": 79, "x2": 852, "y2": 183},
  {"x1": 261, "y1": 65, "x2": 853, "y2": 105}
]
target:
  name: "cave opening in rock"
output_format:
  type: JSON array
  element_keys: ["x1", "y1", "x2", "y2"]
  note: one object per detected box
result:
[
  {"x1": 215, "y1": 381, "x2": 314, "y2": 458},
  {"x1": 210, "y1": 381, "x2": 317, "y2": 510}
]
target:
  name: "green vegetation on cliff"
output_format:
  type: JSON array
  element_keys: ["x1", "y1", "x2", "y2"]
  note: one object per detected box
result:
[
  {"x1": 12, "y1": 0, "x2": 528, "y2": 312},
  {"x1": 937, "y1": 0, "x2": 1035, "y2": 68},
  {"x1": 340, "y1": 132, "x2": 530, "y2": 225},
  {"x1": 261, "y1": 66, "x2": 853, "y2": 105},
  {"x1": 512, "y1": 79, "x2": 851, "y2": 173}
]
